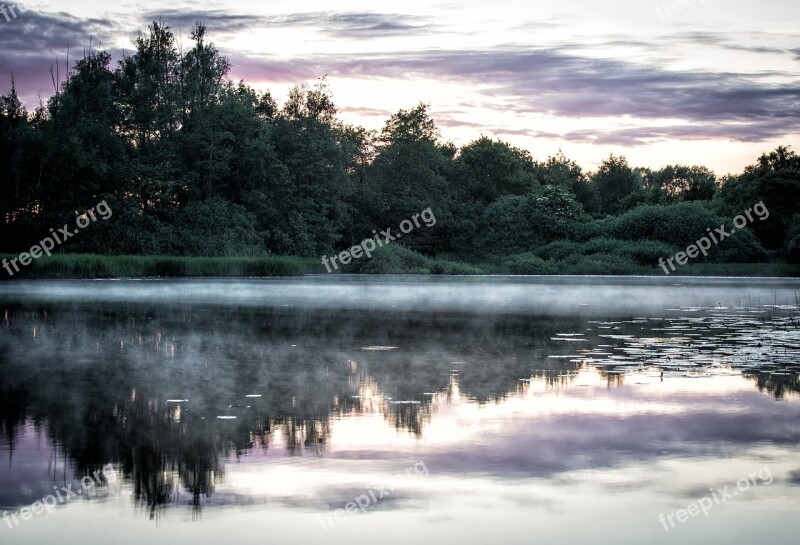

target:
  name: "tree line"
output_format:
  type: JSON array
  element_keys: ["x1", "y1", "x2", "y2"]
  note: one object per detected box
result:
[{"x1": 1, "y1": 22, "x2": 799, "y2": 271}]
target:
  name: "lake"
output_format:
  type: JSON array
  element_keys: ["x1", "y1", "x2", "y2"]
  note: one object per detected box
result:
[{"x1": 1, "y1": 276, "x2": 799, "y2": 544}]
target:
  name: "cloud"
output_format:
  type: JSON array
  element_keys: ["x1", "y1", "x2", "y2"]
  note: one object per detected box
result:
[
  {"x1": 558, "y1": 120, "x2": 800, "y2": 146},
  {"x1": 140, "y1": 10, "x2": 438, "y2": 39},
  {"x1": 228, "y1": 46, "x2": 800, "y2": 142},
  {"x1": 0, "y1": 8, "x2": 118, "y2": 103},
  {"x1": 339, "y1": 106, "x2": 394, "y2": 118},
  {"x1": 139, "y1": 10, "x2": 264, "y2": 34},
  {"x1": 2, "y1": 7, "x2": 798, "y2": 145},
  {"x1": 269, "y1": 12, "x2": 438, "y2": 39},
  {"x1": 675, "y1": 31, "x2": 798, "y2": 57}
]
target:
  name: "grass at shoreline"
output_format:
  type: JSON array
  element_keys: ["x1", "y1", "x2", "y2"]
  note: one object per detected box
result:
[
  {"x1": 470, "y1": 262, "x2": 800, "y2": 277},
  {"x1": 0, "y1": 253, "x2": 798, "y2": 279},
  {"x1": 667, "y1": 262, "x2": 800, "y2": 277},
  {"x1": 0, "y1": 254, "x2": 305, "y2": 279}
]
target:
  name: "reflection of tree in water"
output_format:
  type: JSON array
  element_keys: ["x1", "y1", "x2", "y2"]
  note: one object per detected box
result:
[
  {"x1": 0, "y1": 303, "x2": 619, "y2": 516},
  {"x1": 745, "y1": 370, "x2": 800, "y2": 399}
]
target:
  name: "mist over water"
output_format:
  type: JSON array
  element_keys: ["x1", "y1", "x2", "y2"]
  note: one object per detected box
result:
[
  {"x1": 1, "y1": 277, "x2": 799, "y2": 544},
  {"x1": 1, "y1": 275, "x2": 798, "y2": 315}
]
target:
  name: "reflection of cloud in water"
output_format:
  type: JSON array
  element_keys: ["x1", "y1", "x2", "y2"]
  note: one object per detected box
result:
[{"x1": 0, "y1": 278, "x2": 798, "y2": 523}]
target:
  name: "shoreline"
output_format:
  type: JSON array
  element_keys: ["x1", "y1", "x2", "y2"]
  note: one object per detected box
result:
[{"x1": 1, "y1": 254, "x2": 798, "y2": 280}]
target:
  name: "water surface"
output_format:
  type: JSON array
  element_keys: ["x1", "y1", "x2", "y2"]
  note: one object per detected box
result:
[{"x1": 1, "y1": 276, "x2": 799, "y2": 544}]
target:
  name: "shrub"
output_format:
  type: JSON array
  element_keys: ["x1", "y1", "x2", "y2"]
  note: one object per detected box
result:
[
  {"x1": 556, "y1": 253, "x2": 641, "y2": 275},
  {"x1": 533, "y1": 237, "x2": 679, "y2": 267},
  {"x1": 787, "y1": 214, "x2": 800, "y2": 264},
  {"x1": 0, "y1": 255, "x2": 303, "y2": 279},
  {"x1": 532, "y1": 240, "x2": 584, "y2": 261},
  {"x1": 706, "y1": 228, "x2": 767, "y2": 263},
  {"x1": 608, "y1": 202, "x2": 721, "y2": 246},
  {"x1": 583, "y1": 237, "x2": 624, "y2": 255},
  {"x1": 428, "y1": 261, "x2": 487, "y2": 275},
  {"x1": 503, "y1": 253, "x2": 558, "y2": 275},
  {"x1": 342, "y1": 243, "x2": 486, "y2": 275},
  {"x1": 343, "y1": 244, "x2": 431, "y2": 274},
  {"x1": 473, "y1": 187, "x2": 585, "y2": 257}
]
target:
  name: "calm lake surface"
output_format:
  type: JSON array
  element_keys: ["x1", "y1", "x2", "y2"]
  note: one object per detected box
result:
[{"x1": 1, "y1": 276, "x2": 799, "y2": 544}]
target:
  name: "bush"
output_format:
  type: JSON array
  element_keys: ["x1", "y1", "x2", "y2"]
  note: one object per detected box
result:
[
  {"x1": 168, "y1": 198, "x2": 266, "y2": 256},
  {"x1": 706, "y1": 228, "x2": 767, "y2": 263},
  {"x1": 342, "y1": 244, "x2": 431, "y2": 274},
  {"x1": 532, "y1": 240, "x2": 584, "y2": 261},
  {"x1": 473, "y1": 187, "x2": 586, "y2": 257},
  {"x1": 0, "y1": 254, "x2": 303, "y2": 279},
  {"x1": 342, "y1": 243, "x2": 486, "y2": 275},
  {"x1": 556, "y1": 253, "x2": 642, "y2": 275},
  {"x1": 615, "y1": 239, "x2": 680, "y2": 266},
  {"x1": 503, "y1": 253, "x2": 558, "y2": 275},
  {"x1": 428, "y1": 260, "x2": 487, "y2": 275},
  {"x1": 788, "y1": 238, "x2": 800, "y2": 263},
  {"x1": 532, "y1": 237, "x2": 679, "y2": 268},
  {"x1": 608, "y1": 202, "x2": 721, "y2": 247},
  {"x1": 786, "y1": 214, "x2": 800, "y2": 264},
  {"x1": 583, "y1": 237, "x2": 625, "y2": 255}
]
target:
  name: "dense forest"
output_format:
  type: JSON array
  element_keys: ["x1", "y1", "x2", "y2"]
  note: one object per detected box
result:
[{"x1": 1, "y1": 22, "x2": 799, "y2": 274}]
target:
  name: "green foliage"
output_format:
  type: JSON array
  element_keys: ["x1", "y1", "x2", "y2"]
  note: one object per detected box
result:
[
  {"x1": 531, "y1": 240, "x2": 585, "y2": 261},
  {"x1": 643, "y1": 165, "x2": 717, "y2": 201},
  {"x1": 502, "y1": 253, "x2": 558, "y2": 275},
  {"x1": 474, "y1": 186, "x2": 585, "y2": 257},
  {"x1": 787, "y1": 214, "x2": 800, "y2": 264},
  {"x1": 0, "y1": 254, "x2": 303, "y2": 279},
  {"x1": 454, "y1": 136, "x2": 538, "y2": 204},
  {"x1": 533, "y1": 151, "x2": 599, "y2": 214},
  {"x1": 367, "y1": 104, "x2": 451, "y2": 255},
  {"x1": 167, "y1": 198, "x2": 265, "y2": 256},
  {"x1": 591, "y1": 155, "x2": 641, "y2": 215},
  {"x1": 428, "y1": 260, "x2": 487, "y2": 275},
  {"x1": 0, "y1": 22, "x2": 795, "y2": 276},
  {"x1": 342, "y1": 244, "x2": 485, "y2": 275},
  {"x1": 606, "y1": 202, "x2": 721, "y2": 246},
  {"x1": 556, "y1": 253, "x2": 642, "y2": 275},
  {"x1": 70, "y1": 197, "x2": 265, "y2": 256},
  {"x1": 708, "y1": 229, "x2": 767, "y2": 263},
  {"x1": 715, "y1": 146, "x2": 800, "y2": 250},
  {"x1": 343, "y1": 244, "x2": 430, "y2": 274},
  {"x1": 532, "y1": 238, "x2": 678, "y2": 268},
  {"x1": 613, "y1": 239, "x2": 680, "y2": 266}
]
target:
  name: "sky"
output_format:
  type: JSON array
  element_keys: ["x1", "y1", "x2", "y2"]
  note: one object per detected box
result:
[{"x1": 1, "y1": 0, "x2": 799, "y2": 174}]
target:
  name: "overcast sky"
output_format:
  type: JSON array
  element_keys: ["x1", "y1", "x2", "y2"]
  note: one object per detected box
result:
[{"x1": 2, "y1": 0, "x2": 799, "y2": 173}]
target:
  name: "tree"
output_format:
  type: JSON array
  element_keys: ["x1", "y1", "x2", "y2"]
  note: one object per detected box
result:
[
  {"x1": 0, "y1": 81, "x2": 40, "y2": 251},
  {"x1": 454, "y1": 136, "x2": 537, "y2": 204},
  {"x1": 269, "y1": 79, "x2": 356, "y2": 255},
  {"x1": 116, "y1": 22, "x2": 181, "y2": 147},
  {"x1": 643, "y1": 165, "x2": 717, "y2": 202},
  {"x1": 592, "y1": 155, "x2": 640, "y2": 215},
  {"x1": 114, "y1": 22, "x2": 183, "y2": 216},
  {"x1": 367, "y1": 103, "x2": 452, "y2": 254},
  {"x1": 534, "y1": 151, "x2": 598, "y2": 214},
  {"x1": 179, "y1": 23, "x2": 231, "y2": 118},
  {"x1": 716, "y1": 146, "x2": 800, "y2": 250},
  {"x1": 473, "y1": 186, "x2": 585, "y2": 257}
]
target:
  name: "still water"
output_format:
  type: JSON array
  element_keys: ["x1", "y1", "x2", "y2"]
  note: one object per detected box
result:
[{"x1": 0, "y1": 276, "x2": 798, "y2": 544}]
